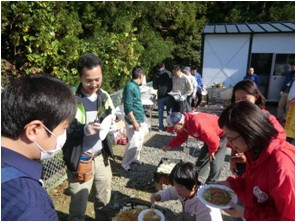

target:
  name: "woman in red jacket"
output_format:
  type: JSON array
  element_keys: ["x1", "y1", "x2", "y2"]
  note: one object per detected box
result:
[
  {"x1": 230, "y1": 80, "x2": 286, "y2": 176},
  {"x1": 218, "y1": 101, "x2": 295, "y2": 220},
  {"x1": 162, "y1": 111, "x2": 227, "y2": 184}
]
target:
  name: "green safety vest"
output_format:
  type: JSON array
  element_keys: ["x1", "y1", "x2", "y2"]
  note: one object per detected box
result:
[{"x1": 75, "y1": 90, "x2": 114, "y2": 125}]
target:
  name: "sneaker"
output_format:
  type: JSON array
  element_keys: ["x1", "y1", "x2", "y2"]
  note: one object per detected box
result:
[{"x1": 122, "y1": 165, "x2": 131, "y2": 172}]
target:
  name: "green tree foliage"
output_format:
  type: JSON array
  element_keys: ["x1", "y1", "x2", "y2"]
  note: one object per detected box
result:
[
  {"x1": 205, "y1": 1, "x2": 295, "y2": 23},
  {"x1": 1, "y1": 1, "x2": 295, "y2": 91}
]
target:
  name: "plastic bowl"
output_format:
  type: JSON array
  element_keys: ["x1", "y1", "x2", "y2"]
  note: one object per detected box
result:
[{"x1": 138, "y1": 209, "x2": 165, "y2": 221}]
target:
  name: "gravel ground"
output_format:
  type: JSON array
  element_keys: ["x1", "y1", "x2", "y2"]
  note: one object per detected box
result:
[{"x1": 50, "y1": 109, "x2": 233, "y2": 220}]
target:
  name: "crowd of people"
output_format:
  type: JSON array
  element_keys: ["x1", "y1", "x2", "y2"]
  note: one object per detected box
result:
[{"x1": 1, "y1": 53, "x2": 295, "y2": 221}]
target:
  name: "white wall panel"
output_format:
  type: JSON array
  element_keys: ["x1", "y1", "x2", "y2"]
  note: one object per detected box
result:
[
  {"x1": 252, "y1": 33, "x2": 295, "y2": 53},
  {"x1": 202, "y1": 34, "x2": 250, "y2": 87}
]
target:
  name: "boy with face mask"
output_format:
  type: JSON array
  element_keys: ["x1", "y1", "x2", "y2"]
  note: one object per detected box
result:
[{"x1": 1, "y1": 74, "x2": 76, "y2": 220}]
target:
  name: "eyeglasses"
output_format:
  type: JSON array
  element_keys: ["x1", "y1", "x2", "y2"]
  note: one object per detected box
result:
[
  {"x1": 227, "y1": 134, "x2": 241, "y2": 144},
  {"x1": 82, "y1": 78, "x2": 102, "y2": 86}
]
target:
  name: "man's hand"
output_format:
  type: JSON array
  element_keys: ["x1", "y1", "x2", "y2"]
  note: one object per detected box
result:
[
  {"x1": 84, "y1": 122, "x2": 101, "y2": 135},
  {"x1": 179, "y1": 95, "x2": 186, "y2": 101},
  {"x1": 132, "y1": 121, "x2": 140, "y2": 131},
  {"x1": 208, "y1": 152, "x2": 215, "y2": 161},
  {"x1": 161, "y1": 145, "x2": 172, "y2": 152},
  {"x1": 229, "y1": 153, "x2": 246, "y2": 175}
]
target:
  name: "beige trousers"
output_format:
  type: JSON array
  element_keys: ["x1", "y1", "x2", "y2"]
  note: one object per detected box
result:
[
  {"x1": 277, "y1": 92, "x2": 288, "y2": 121},
  {"x1": 67, "y1": 154, "x2": 112, "y2": 220}
]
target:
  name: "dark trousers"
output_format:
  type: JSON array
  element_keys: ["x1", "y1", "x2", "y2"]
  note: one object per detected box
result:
[
  {"x1": 194, "y1": 88, "x2": 202, "y2": 107},
  {"x1": 187, "y1": 94, "x2": 193, "y2": 108},
  {"x1": 196, "y1": 137, "x2": 227, "y2": 184},
  {"x1": 168, "y1": 96, "x2": 192, "y2": 114}
]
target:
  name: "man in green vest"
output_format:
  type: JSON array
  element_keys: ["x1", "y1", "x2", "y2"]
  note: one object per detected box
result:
[{"x1": 63, "y1": 53, "x2": 115, "y2": 220}]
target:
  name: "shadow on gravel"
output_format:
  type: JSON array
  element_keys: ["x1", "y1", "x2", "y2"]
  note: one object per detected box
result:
[
  {"x1": 57, "y1": 210, "x2": 69, "y2": 221},
  {"x1": 57, "y1": 211, "x2": 94, "y2": 221},
  {"x1": 143, "y1": 134, "x2": 172, "y2": 148}
]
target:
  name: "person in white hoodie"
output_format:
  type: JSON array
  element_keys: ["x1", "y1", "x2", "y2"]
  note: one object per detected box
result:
[{"x1": 150, "y1": 162, "x2": 222, "y2": 221}]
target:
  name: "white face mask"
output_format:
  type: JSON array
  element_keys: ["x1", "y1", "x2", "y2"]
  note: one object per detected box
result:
[{"x1": 34, "y1": 125, "x2": 67, "y2": 160}]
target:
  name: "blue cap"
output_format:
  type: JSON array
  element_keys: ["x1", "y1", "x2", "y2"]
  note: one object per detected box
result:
[
  {"x1": 182, "y1": 66, "x2": 190, "y2": 72},
  {"x1": 167, "y1": 112, "x2": 184, "y2": 126}
]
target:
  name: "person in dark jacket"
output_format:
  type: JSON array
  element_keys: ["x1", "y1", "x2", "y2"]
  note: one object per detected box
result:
[
  {"x1": 62, "y1": 53, "x2": 115, "y2": 221},
  {"x1": 277, "y1": 62, "x2": 295, "y2": 123},
  {"x1": 153, "y1": 62, "x2": 173, "y2": 131}
]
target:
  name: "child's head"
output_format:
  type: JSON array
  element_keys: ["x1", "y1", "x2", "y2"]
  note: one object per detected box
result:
[
  {"x1": 231, "y1": 80, "x2": 266, "y2": 109},
  {"x1": 169, "y1": 162, "x2": 201, "y2": 198}
]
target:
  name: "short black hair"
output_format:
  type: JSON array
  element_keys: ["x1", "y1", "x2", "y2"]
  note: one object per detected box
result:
[
  {"x1": 169, "y1": 162, "x2": 201, "y2": 190},
  {"x1": 156, "y1": 62, "x2": 165, "y2": 70},
  {"x1": 1, "y1": 74, "x2": 76, "y2": 139},
  {"x1": 131, "y1": 66, "x2": 145, "y2": 79},
  {"x1": 172, "y1": 64, "x2": 180, "y2": 71},
  {"x1": 77, "y1": 53, "x2": 103, "y2": 76}
]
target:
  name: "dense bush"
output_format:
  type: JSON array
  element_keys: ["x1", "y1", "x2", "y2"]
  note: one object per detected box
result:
[{"x1": 1, "y1": 1, "x2": 294, "y2": 92}]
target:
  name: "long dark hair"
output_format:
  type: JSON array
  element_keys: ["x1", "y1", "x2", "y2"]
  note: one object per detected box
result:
[
  {"x1": 218, "y1": 101, "x2": 278, "y2": 160},
  {"x1": 231, "y1": 80, "x2": 266, "y2": 109}
]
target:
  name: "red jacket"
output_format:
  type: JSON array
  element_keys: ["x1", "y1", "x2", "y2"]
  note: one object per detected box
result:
[
  {"x1": 262, "y1": 109, "x2": 286, "y2": 141},
  {"x1": 168, "y1": 112, "x2": 224, "y2": 153},
  {"x1": 227, "y1": 139, "x2": 295, "y2": 220}
]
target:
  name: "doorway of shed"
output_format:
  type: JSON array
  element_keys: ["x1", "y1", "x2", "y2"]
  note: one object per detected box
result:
[{"x1": 250, "y1": 53, "x2": 294, "y2": 102}]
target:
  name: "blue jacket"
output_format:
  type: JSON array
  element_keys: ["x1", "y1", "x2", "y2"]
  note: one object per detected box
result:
[
  {"x1": 1, "y1": 147, "x2": 58, "y2": 221},
  {"x1": 193, "y1": 72, "x2": 203, "y2": 88},
  {"x1": 243, "y1": 74, "x2": 260, "y2": 85}
]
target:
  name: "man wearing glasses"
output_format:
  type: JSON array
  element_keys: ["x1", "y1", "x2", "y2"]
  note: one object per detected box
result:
[{"x1": 63, "y1": 53, "x2": 115, "y2": 220}]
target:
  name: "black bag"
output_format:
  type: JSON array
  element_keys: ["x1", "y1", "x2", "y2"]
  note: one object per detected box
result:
[{"x1": 62, "y1": 134, "x2": 83, "y2": 172}]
